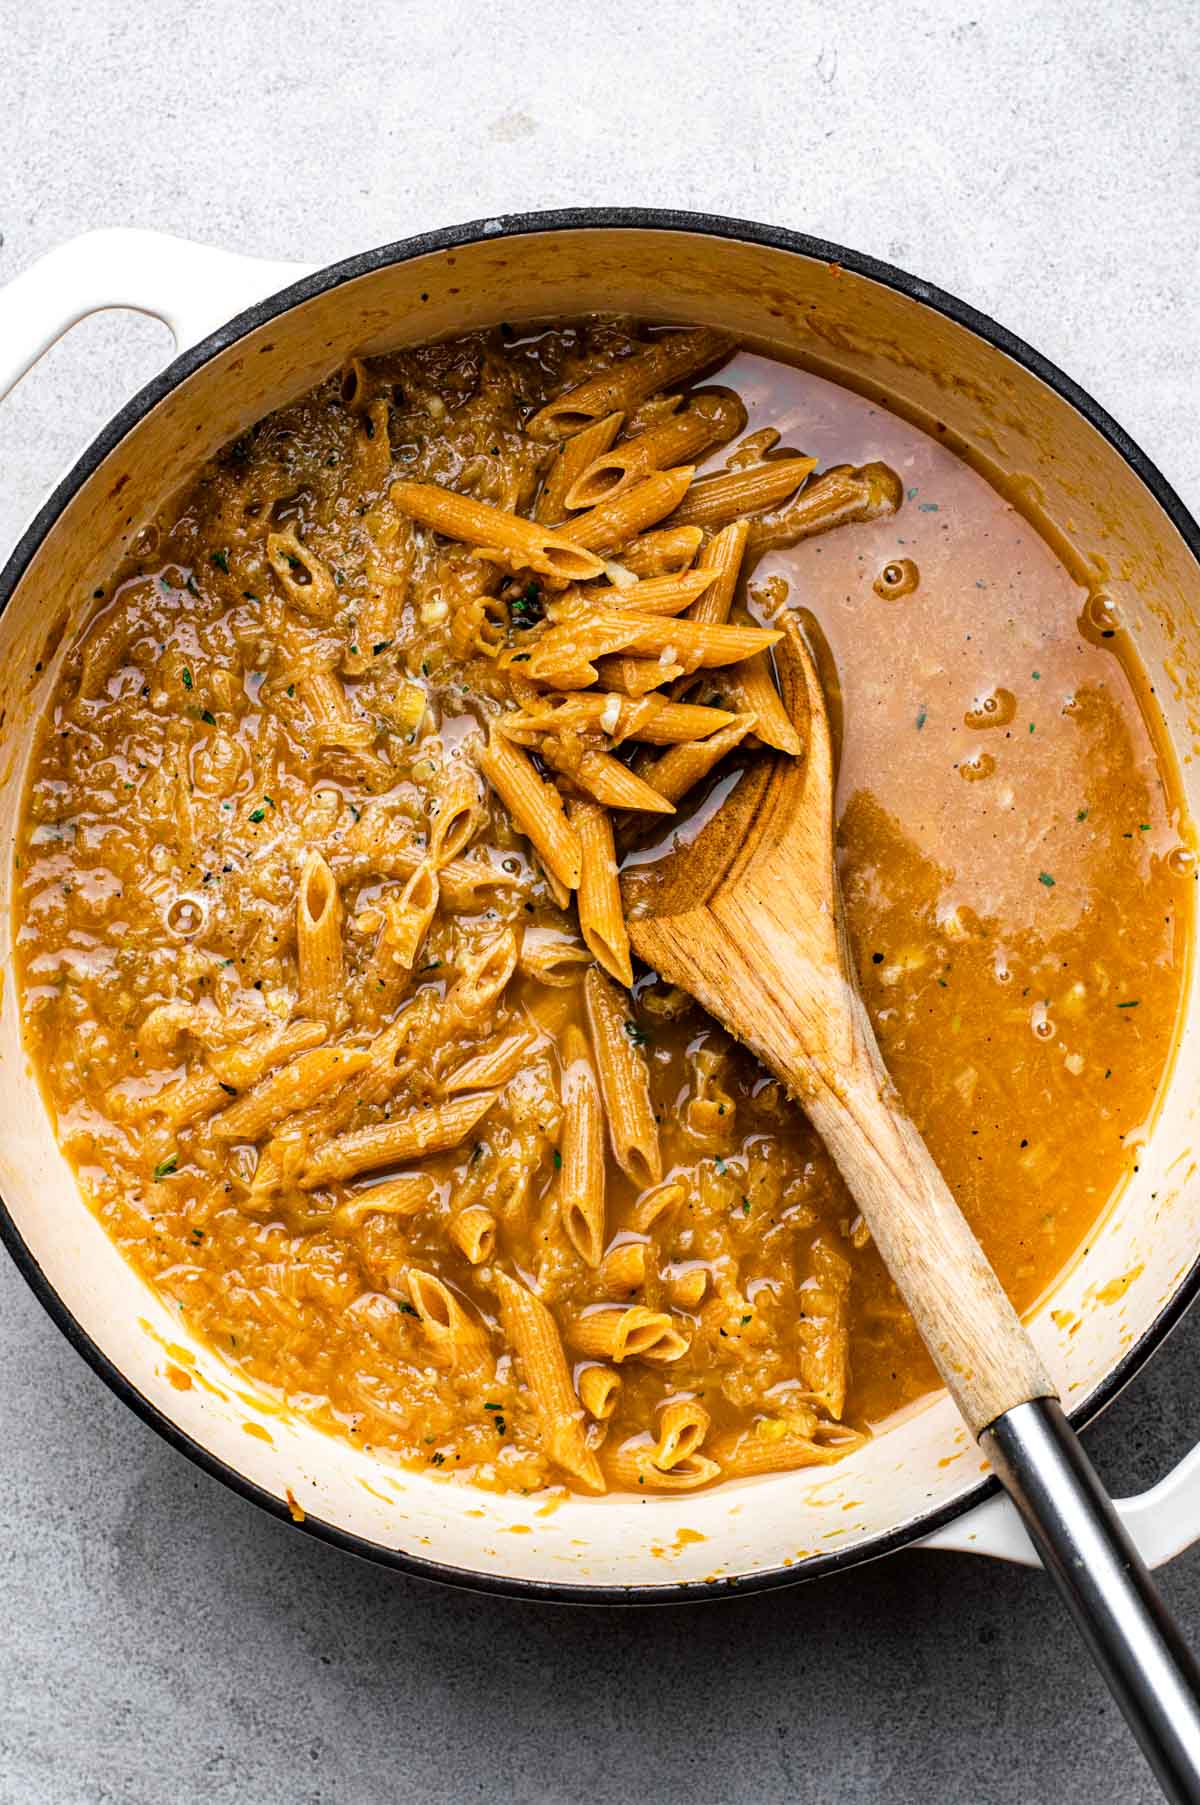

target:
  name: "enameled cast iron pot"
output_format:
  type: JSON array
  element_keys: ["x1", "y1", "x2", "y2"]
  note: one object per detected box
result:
[{"x1": 2, "y1": 210, "x2": 1199, "y2": 1602}]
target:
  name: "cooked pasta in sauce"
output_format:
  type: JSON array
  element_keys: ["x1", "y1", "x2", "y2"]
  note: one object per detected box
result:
[{"x1": 15, "y1": 321, "x2": 1192, "y2": 1495}]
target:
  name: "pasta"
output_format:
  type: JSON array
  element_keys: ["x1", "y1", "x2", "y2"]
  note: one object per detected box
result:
[
  {"x1": 584, "y1": 966, "x2": 662, "y2": 1189},
  {"x1": 22, "y1": 315, "x2": 1164, "y2": 1504},
  {"x1": 556, "y1": 1025, "x2": 606, "y2": 1267}
]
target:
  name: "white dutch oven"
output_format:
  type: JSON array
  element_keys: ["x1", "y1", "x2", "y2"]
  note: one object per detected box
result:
[{"x1": 1, "y1": 211, "x2": 1198, "y2": 1601}]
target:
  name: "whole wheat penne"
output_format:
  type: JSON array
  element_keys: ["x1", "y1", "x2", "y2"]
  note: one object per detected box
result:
[
  {"x1": 335, "y1": 1173, "x2": 437, "y2": 1226},
  {"x1": 300, "y1": 1089, "x2": 498, "y2": 1186},
  {"x1": 428, "y1": 767, "x2": 486, "y2": 867},
  {"x1": 494, "y1": 1270, "x2": 605, "y2": 1492},
  {"x1": 622, "y1": 392, "x2": 684, "y2": 435},
  {"x1": 299, "y1": 667, "x2": 379, "y2": 752},
  {"x1": 211, "y1": 1045, "x2": 370, "y2": 1143},
  {"x1": 557, "y1": 1024, "x2": 606, "y2": 1268},
  {"x1": 584, "y1": 966, "x2": 662, "y2": 1188},
  {"x1": 534, "y1": 410, "x2": 624, "y2": 524},
  {"x1": 266, "y1": 528, "x2": 340, "y2": 621},
  {"x1": 594, "y1": 655, "x2": 685, "y2": 696},
  {"x1": 568, "y1": 1304, "x2": 688, "y2": 1364},
  {"x1": 666, "y1": 1264, "x2": 711, "y2": 1309},
  {"x1": 205, "y1": 1019, "x2": 329, "y2": 1091},
  {"x1": 569, "y1": 798, "x2": 632, "y2": 988},
  {"x1": 605, "y1": 1439, "x2": 720, "y2": 1492},
  {"x1": 445, "y1": 929, "x2": 520, "y2": 1022},
  {"x1": 557, "y1": 466, "x2": 694, "y2": 556},
  {"x1": 598, "y1": 1239, "x2": 648, "y2": 1294},
  {"x1": 710, "y1": 1419, "x2": 868, "y2": 1477},
  {"x1": 539, "y1": 739, "x2": 675, "y2": 814},
  {"x1": 630, "y1": 1177, "x2": 688, "y2": 1234},
  {"x1": 564, "y1": 390, "x2": 747, "y2": 510},
  {"x1": 477, "y1": 729, "x2": 583, "y2": 891},
  {"x1": 448, "y1": 1205, "x2": 497, "y2": 1265},
  {"x1": 353, "y1": 395, "x2": 393, "y2": 496},
  {"x1": 343, "y1": 507, "x2": 414, "y2": 676},
  {"x1": 578, "y1": 1364, "x2": 622, "y2": 1422},
  {"x1": 297, "y1": 851, "x2": 343, "y2": 1023},
  {"x1": 620, "y1": 526, "x2": 703, "y2": 578},
  {"x1": 375, "y1": 861, "x2": 440, "y2": 973},
  {"x1": 403, "y1": 1268, "x2": 492, "y2": 1372},
  {"x1": 651, "y1": 1398, "x2": 712, "y2": 1471},
  {"x1": 685, "y1": 519, "x2": 750, "y2": 627},
  {"x1": 503, "y1": 693, "x2": 734, "y2": 747},
  {"x1": 389, "y1": 480, "x2": 605, "y2": 584},
  {"x1": 639, "y1": 714, "x2": 757, "y2": 806},
  {"x1": 667, "y1": 456, "x2": 818, "y2": 530},
  {"x1": 575, "y1": 571, "x2": 716, "y2": 616},
  {"x1": 517, "y1": 924, "x2": 593, "y2": 987},
  {"x1": 746, "y1": 460, "x2": 903, "y2": 553},
  {"x1": 442, "y1": 1032, "x2": 533, "y2": 1094},
  {"x1": 722, "y1": 625, "x2": 804, "y2": 756},
  {"x1": 527, "y1": 610, "x2": 779, "y2": 687},
  {"x1": 527, "y1": 328, "x2": 734, "y2": 440}
]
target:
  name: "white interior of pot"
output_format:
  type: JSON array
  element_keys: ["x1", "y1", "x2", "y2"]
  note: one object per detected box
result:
[{"x1": 1, "y1": 227, "x2": 1196, "y2": 1592}]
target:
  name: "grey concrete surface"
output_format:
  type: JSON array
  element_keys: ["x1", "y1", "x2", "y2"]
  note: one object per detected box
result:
[{"x1": 0, "y1": 0, "x2": 1198, "y2": 1799}]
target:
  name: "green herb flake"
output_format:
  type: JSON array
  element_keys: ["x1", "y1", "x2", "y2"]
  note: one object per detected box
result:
[
  {"x1": 740, "y1": 1314, "x2": 752, "y2": 1325},
  {"x1": 915, "y1": 706, "x2": 927, "y2": 730},
  {"x1": 553, "y1": 1150, "x2": 562, "y2": 1170},
  {"x1": 715, "y1": 1157, "x2": 727, "y2": 1174},
  {"x1": 397, "y1": 1300, "x2": 418, "y2": 1317},
  {"x1": 185, "y1": 574, "x2": 200, "y2": 597},
  {"x1": 1038, "y1": 872, "x2": 1056, "y2": 887},
  {"x1": 349, "y1": 643, "x2": 359, "y2": 655},
  {"x1": 181, "y1": 668, "x2": 193, "y2": 690},
  {"x1": 1139, "y1": 823, "x2": 1151, "y2": 832},
  {"x1": 153, "y1": 1154, "x2": 178, "y2": 1180},
  {"x1": 248, "y1": 806, "x2": 266, "y2": 824},
  {"x1": 1117, "y1": 1000, "x2": 1141, "y2": 1009},
  {"x1": 201, "y1": 708, "x2": 216, "y2": 725},
  {"x1": 1029, "y1": 722, "x2": 1035, "y2": 734},
  {"x1": 742, "y1": 1196, "x2": 751, "y2": 1215},
  {"x1": 1077, "y1": 808, "x2": 1089, "y2": 821},
  {"x1": 218, "y1": 1082, "x2": 237, "y2": 1097},
  {"x1": 484, "y1": 1402, "x2": 503, "y2": 1411},
  {"x1": 623, "y1": 1020, "x2": 648, "y2": 1045},
  {"x1": 210, "y1": 550, "x2": 230, "y2": 573},
  {"x1": 372, "y1": 640, "x2": 391, "y2": 656}
]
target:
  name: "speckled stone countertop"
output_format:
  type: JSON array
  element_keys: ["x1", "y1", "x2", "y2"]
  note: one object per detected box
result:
[{"x1": 1, "y1": 2, "x2": 1198, "y2": 1798}]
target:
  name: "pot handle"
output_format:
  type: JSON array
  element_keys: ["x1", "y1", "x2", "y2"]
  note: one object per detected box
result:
[
  {"x1": 0, "y1": 227, "x2": 314, "y2": 400},
  {"x1": 919, "y1": 1437, "x2": 1200, "y2": 1568}
]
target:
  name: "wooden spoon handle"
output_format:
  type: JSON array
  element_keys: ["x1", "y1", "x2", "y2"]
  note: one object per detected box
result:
[{"x1": 802, "y1": 1016, "x2": 1056, "y2": 1436}]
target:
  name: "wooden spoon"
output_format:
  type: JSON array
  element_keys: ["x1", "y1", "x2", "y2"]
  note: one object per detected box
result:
[{"x1": 621, "y1": 611, "x2": 1200, "y2": 1804}]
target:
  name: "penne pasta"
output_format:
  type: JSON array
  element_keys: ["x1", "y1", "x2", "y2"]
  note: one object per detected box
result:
[
  {"x1": 211, "y1": 1045, "x2": 370, "y2": 1144},
  {"x1": 569, "y1": 798, "x2": 632, "y2": 988},
  {"x1": 442, "y1": 1032, "x2": 534, "y2": 1094},
  {"x1": 557, "y1": 466, "x2": 694, "y2": 557},
  {"x1": 684, "y1": 519, "x2": 750, "y2": 628},
  {"x1": 620, "y1": 525, "x2": 704, "y2": 578},
  {"x1": 297, "y1": 851, "x2": 344, "y2": 1024},
  {"x1": 445, "y1": 929, "x2": 520, "y2": 1022},
  {"x1": 598, "y1": 1239, "x2": 648, "y2": 1294},
  {"x1": 334, "y1": 1173, "x2": 437, "y2": 1226},
  {"x1": 584, "y1": 966, "x2": 662, "y2": 1188},
  {"x1": 477, "y1": 729, "x2": 583, "y2": 892},
  {"x1": 206, "y1": 1019, "x2": 329, "y2": 1090},
  {"x1": 374, "y1": 860, "x2": 440, "y2": 975},
  {"x1": 501, "y1": 691, "x2": 734, "y2": 748},
  {"x1": 538, "y1": 739, "x2": 675, "y2": 815},
  {"x1": 651, "y1": 1398, "x2": 712, "y2": 1471},
  {"x1": 428, "y1": 767, "x2": 486, "y2": 867},
  {"x1": 666, "y1": 1264, "x2": 711, "y2": 1309},
  {"x1": 711, "y1": 1417, "x2": 868, "y2": 1477},
  {"x1": 574, "y1": 571, "x2": 716, "y2": 617},
  {"x1": 344, "y1": 506, "x2": 413, "y2": 676},
  {"x1": 389, "y1": 480, "x2": 605, "y2": 584},
  {"x1": 557, "y1": 1024, "x2": 606, "y2": 1268},
  {"x1": 403, "y1": 1268, "x2": 491, "y2": 1372},
  {"x1": 517, "y1": 924, "x2": 593, "y2": 987},
  {"x1": 527, "y1": 328, "x2": 734, "y2": 440},
  {"x1": 721, "y1": 624, "x2": 804, "y2": 756},
  {"x1": 594, "y1": 655, "x2": 685, "y2": 696},
  {"x1": 299, "y1": 1089, "x2": 498, "y2": 1186},
  {"x1": 630, "y1": 1178, "x2": 688, "y2": 1235},
  {"x1": 448, "y1": 1205, "x2": 498, "y2": 1265},
  {"x1": 266, "y1": 527, "x2": 340, "y2": 621},
  {"x1": 534, "y1": 410, "x2": 624, "y2": 524},
  {"x1": 525, "y1": 609, "x2": 780, "y2": 688},
  {"x1": 568, "y1": 1304, "x2": 689, "y2": 1365},
  {"x1": 494, "y1": 1270, "x2": 605, "y2": 1492},
  {"x1": 605, "y1": 1438, "x2": 720, "y2": 1492},
  {"x1": 667, "y1": 456, "x2": 818, "y2": 531},
  {"x1": 746, "y1": 460, "x2": 904, "y2": 554},
  {"x1": 577, "y1": 1364, "x2": 622, "y2": 1422},
  {"x1": 564, "y1": 390, "x2": 747, "y2": 510},
  {"x1": 638, "y1": 713, "x2": 757, "y2": 807}
]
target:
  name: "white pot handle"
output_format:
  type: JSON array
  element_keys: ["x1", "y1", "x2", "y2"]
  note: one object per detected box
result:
[
  {"x1": 0, "y1": 227, "x2": 314, "y2": 401},
  {"x1": 920, "y1": 1438, "x2": 1200, "y2": 1568}
]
